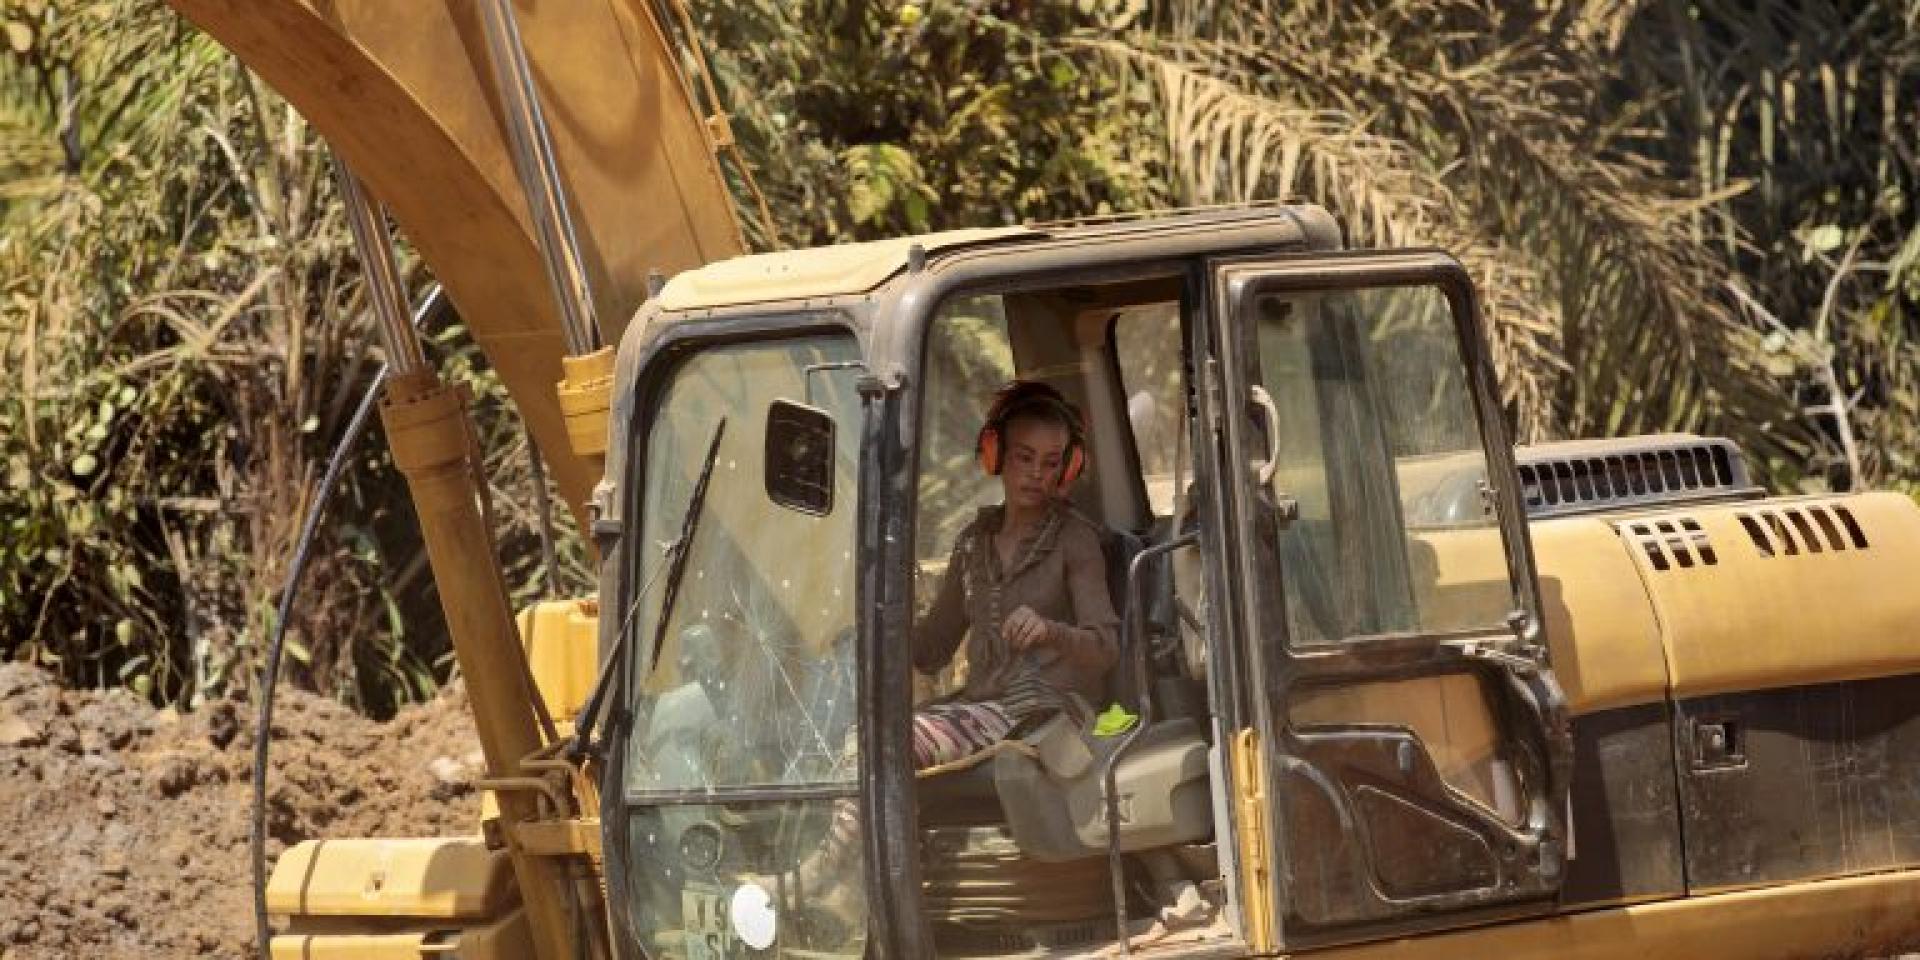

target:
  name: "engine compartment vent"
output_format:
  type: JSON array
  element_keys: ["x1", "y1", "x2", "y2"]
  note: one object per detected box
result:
[
  {"x1": 1735, "y1": 503, "x2": 1870, "y2": 558},
  {"x1": 1620, "y1": 517, "x2": 1718, "y2": 571},
  {"x1": 1516, "y1": 434, "x2": 1761, "y2": 518}
]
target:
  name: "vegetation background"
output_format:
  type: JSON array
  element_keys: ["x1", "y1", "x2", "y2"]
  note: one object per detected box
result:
[{"x1": 1, "y1": 0, "x2": 1915, "y2": 713}]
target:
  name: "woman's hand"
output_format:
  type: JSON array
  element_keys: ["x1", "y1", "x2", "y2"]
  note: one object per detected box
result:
[{"x1": 1002, "y1": 605, "x2": 1055, "y2": 651}]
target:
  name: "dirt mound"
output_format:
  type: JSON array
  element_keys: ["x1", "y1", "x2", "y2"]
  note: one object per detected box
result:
[{"x1": 0, "y1": 663, "x2": 482, "y2": 959}]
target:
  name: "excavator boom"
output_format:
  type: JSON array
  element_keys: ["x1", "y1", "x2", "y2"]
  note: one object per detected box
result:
[{"x1": 168, "y1": 0, "x2": 746, "y2": 516}]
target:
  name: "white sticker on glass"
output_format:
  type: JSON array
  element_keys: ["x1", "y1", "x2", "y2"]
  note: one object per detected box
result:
[{"x1": 731, "y1": 881, "x2": 778, "y2": 950}]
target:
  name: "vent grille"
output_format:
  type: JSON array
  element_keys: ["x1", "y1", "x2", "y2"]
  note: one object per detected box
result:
[
  {"x1": 1621, "y1": 518, "x2": 1718, "y2": 571},
  {"x1": 1736, "y1": 504, "x2": 1870, "y2": 558},
  {"x1": 1518, "y1": 438, "x2": 1755, "y2": 517}
]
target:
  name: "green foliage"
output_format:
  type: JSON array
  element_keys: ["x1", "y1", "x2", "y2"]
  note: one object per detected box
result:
[
  {"x1": 704, "y1": 0, "x2": 1918, "y2": 494},
  {"x1": 1614, "y1": 0, "x2": 1920, "y2": 493},
  {"x1": 696, "y1": 0, "x2": 1166, "y2": 247},
  {"x1": 0, "y1": 0, "x2": 583, "y2": 714},
  {"x1": 978, "y1": 0, "x2": 1915, "y2": 494}
]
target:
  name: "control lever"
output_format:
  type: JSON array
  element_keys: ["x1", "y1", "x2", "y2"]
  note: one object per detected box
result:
[{"x1": 1106, "y1": 532, "x2": 1200, "y2": 956}]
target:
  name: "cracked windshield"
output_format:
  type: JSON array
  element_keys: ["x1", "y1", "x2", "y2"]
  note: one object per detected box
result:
[
  {"x1": 628, "y1": 333, "x2": 863, "y2": 790},
  {"x1": 622, "y1": 333, "x2": 866, "y2": 960}
]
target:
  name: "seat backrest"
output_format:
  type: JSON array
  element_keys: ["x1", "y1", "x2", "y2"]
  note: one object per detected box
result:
[
  {"x1": 1100, "y1": 527, "x2": 1145, "y2": 615},
  {"x1": 1100, "y1": 527, "x2": 1146, "y2": 705}
]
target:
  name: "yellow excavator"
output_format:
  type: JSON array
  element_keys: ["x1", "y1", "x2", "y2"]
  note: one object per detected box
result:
[{"x1": 166, "y1": 3, "x2": 1920, "y2": 959}]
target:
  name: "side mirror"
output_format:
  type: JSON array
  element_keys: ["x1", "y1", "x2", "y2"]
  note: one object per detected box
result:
[{"x1": 764, "y1": 399, "x2": 835, "y2": 516}]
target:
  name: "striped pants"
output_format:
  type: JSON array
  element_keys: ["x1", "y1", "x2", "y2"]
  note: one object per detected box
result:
[
  {"x1": 911, "y1": 672, "x2": 1080, "y2": 767},
  {"x1": 806, "y1": 682, "x2": 1072, "y2": 889}
]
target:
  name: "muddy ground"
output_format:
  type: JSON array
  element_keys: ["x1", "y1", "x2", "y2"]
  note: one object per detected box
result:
[{"x1": 0, "y1": 663, "x2": 483, "y2": 959}]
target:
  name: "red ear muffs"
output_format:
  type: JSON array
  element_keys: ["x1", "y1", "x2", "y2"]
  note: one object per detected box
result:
[
  {"x1": 1059, "y1": 444, "x2": 1086, "y2": 490},
  {"x1": 976, "y1": 424, "x2": 1004, "y2": 475},
  {"x1": 975, "y1": 380, "x2": 1088, "y2": 492}
]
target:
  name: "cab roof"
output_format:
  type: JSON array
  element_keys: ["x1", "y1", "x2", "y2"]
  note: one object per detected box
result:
[{"x1": 653, "y1": 226, "x2": 1041, "y2": 312}]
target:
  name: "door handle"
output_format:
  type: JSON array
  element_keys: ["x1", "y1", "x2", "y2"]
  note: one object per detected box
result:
[{"x1": 1249, "y1": 384, "x2": 1280, "y2": 487}]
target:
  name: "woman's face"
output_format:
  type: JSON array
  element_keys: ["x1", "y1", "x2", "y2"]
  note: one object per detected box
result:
[{"x1": 999, "y1": 415, "x2": 1072, "y2": 511}]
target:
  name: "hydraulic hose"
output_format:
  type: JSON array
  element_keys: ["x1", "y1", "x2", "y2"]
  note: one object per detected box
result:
[{"x1": 251, "y1": 285, "x2": 446, "y2": 960}]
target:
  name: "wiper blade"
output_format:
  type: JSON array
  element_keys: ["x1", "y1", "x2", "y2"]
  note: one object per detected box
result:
[
  {"x1": 569, "y1": 417, "x2": 726, "y2": 757},
  {"x1": 647, "y1": 418, "x2": 728, "y2": 677}
]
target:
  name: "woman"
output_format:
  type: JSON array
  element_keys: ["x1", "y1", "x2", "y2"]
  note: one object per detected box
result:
[
  {"x1": 909, "y1": 379, "x2": 1122, "y2": 768},
  {"x1": 793, "y1": 380, "x2": 1121, "y2": 896}
]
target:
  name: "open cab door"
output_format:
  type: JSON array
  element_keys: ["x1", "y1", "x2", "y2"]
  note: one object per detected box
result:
[{"x1": 1205, "y1": 251, "x2": 1571, "y2": 951}]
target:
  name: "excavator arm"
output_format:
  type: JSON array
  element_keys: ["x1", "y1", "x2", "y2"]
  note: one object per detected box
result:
[{"x1": 168, "y1": 0, "x2": 745, "y2": 516}]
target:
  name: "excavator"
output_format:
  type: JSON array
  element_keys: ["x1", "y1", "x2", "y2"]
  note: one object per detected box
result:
[{"x1": 163, "y1": 2, "x2": 1920, "y2": 959}]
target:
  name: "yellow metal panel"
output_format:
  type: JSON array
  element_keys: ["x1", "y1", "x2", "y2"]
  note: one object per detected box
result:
[
  {"x1": 654, "y1": 227, "x2": 1038, "y2": 311},
  {"x1": 270, "y1": 931, "x2": 435, "y2": 960},
  {"x1": 516, "y1": 598, "x2": 601, "y2": 727},
  {"x1": 1632, "y1": 492, "x2": 1920, "y2": 699},
  {"x1": 1312, "y1": 868, "x2": 1920, "y2": 960},
  {"x1": 270, "y1": 907, "x2": 531, "y2": 960},
  {"x1": 1412, "y1": 517, "x2": 1669, "y2": 715},
  {"x1": 1531, "y1": 518, "x2": 1672, "y2": 714},
  {"x1": 1516, "y1": 432, "x2": 1717, "y2": 461},
  {"x1": 1231, "y1": 728, "x2": 1276, "y2": 954},
  {"x1": 266, "y1": 838, "x2": 512, "y2": 920},
  {"x1": 512, "y1": 818, "x2": 604, "y2": 858}
]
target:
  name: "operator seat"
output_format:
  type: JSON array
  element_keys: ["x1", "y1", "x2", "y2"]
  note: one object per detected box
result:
[
  {"x1": 914, "y1": 524, "x2": 1143, "y2": 826},
  {"x1": 915, "y1": 524, "x2": 1214, "y2": 863}
]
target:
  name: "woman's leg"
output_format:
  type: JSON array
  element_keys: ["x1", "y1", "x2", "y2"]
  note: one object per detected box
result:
[
  {"x1": 911, "y1": 700, "x2": 1017, "y2": 769},
  {"x1": 799, "y1": 700, "x2": 1021, "y2": 892}
]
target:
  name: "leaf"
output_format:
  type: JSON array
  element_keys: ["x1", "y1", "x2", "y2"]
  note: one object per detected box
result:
[
  {"x1": 4, "y1": 21, "x2": 32, "y2": 54},
  {"x1": 70, "y1": 453, "x2": 98, "y2": 477},
  {"x1": 1803, "y1": 224, "x2": 1846, "y2": 257}
]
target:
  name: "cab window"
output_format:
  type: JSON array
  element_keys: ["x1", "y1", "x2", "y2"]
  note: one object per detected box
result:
[{"x1": 1250, "y1": 284, "x2": 1508, "y2": 646}]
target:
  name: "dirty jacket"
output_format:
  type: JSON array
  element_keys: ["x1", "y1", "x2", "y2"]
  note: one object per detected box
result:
[{"x1": 913, "y1": 501, "x2": 1121, "y2": 710}]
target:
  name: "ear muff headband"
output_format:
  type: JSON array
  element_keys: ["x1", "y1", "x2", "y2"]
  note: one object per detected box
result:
[{"x1": 975, "y1": 381, "x2": 1088, "y2": 491}]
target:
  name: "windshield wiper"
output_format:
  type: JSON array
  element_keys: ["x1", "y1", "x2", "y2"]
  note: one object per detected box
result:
[
  {"x1": 569, "y1": 417, "x2": 728, "y2": 757},
  {"x1": 646, "y1": 418, "x2": 727, "y2": 676}
]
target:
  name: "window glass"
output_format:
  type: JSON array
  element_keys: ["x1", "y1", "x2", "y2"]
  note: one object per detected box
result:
[
  {"x1": 1250, "y1": 285, "x2": 1508, "y2": 646},
  {"x1": 621, "y1": 332, "x2": 868, "y2": 960},
  {"x1": 915, "y1": 294, "x2": 1015, "y2": 567},
  {"x1": 1112, "y1": 302, "x2": 1188, "y2": 517},
  {"x1": 627, "y1": 333, "x2": 864, "y2": 792},
  {"x1": 911, "y1": 296, "x2": 1014, "y2": 698}
]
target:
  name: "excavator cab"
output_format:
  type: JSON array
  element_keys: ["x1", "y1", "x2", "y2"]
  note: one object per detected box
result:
[{"x1": 598, "y1": 208, "x2": 1570, "y2": 959}]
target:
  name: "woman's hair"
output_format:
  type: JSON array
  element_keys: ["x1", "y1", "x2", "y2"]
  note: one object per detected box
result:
[{"x1": 1000, "y1": 392, "x2": 1081, "y2": 438}]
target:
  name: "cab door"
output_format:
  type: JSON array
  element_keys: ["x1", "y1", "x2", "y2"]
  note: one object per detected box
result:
[{"x1": 1204, "y1": 251, "x2": 1571, "y2": 951}]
